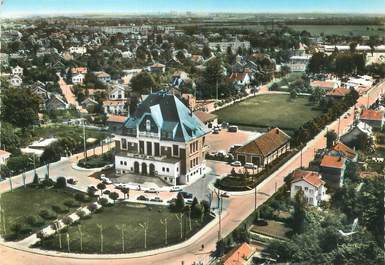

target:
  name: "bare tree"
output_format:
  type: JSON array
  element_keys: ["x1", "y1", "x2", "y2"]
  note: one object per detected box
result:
[
  {"x1": 160, "y1": 218, "x2": 168, "y2": 245},
  {"x1": 138, "y1": 221, "x2": 149, "y2": 249},
  {"x1": 116, "y1": 224, "x2": 126, "y2": 252},
  {"x1": 96, "y1": 224, "x2": 103, "y2": 253},
  {"x1": 175, "y1": 213, "x2": 184, "y2": 239}
]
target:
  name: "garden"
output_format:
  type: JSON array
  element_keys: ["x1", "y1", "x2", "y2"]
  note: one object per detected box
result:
[
  {"x1": 214, "y1": 94, "x2": 321, "y2": 130},
  {"x1": 78, "y1": 150, "x2": 114, "y2": 169},
  {"x1": 0, "y1": 177, "x2": 94, "y2": 241},
  {"x1": 34, "y1": 199, "x2": 213, "y2": 254}
]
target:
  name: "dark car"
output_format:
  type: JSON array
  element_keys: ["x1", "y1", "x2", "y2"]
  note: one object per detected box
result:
[
  {"x1": 150, "y1": 197, "x2": 163, "y2": 203},
  {"x1": 67, "y1": 178, "x2": 78, "y2": 185},
  {"x1": 180, "y1": 191, "x2": 193, "y2": 199},
  {"x1": 137, "y1": 195, "x2": 149, "y2": 201}
]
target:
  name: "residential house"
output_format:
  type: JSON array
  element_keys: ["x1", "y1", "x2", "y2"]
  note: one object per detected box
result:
[
  {"x1": 69, "y1": 46, "x2": 87, "y2": 55},
  {"x1": 287, "y1": 54, "x2": 312, "y2": 72},
  {"x1": 222, "y1": 243, "x2": 255, "y2": 265},
  {"x1": 94, "y1": 71, "x2": 111, "y2": 84},
  {"x1": 72, "y1": 73, "x2": 85, "y2": 85},
  {"x1": 81, "y1": 97, "x2": 98, "y2": 110},
  {"x1": 12, "y1": 65, "x2": 23, "y2": 76},
  {"x1": 114, "y1": 91, "x2": 210, "y2": 185},
  {"x1": 360, "y1": 109, "x2": 384, "y2": 129},
  {"x1": 228, "y1": 72, "x2": 251, "y2": 89},
  {"x1": 21, "y1": 138, "x2": 58, "y2": 157},
  {"x1": 171, "y1": 71, "x2": 190, "y2": 88},
  {"x1": 108, "y1": 85, "x2": 127, "y2": 100},
  {"x1": 106, "y1": 115, "x2": 127, "y2": 133},
  {"x1": 71, "y1": 67, "x2": 88, "y2": 75},
  {"x1": 103, "y1": 100, "x2": 126, "y2": 115},
  {"x1": 0, "y1": 150, "x2": 11, "y2": 165},
  {"x1": 235, "y1": 128, "x2": 291, "y2": 167},
  {"x1": 290, "y1": 170, "x2": 326, "y2": 206},
  {"x1": 329, "y1": 142, "x2": 358, "y2": 162},
  {"x1": 193, "y1": 111, "x2": 218, "y2": 128},
  {"x1": 325, "y1": 87, "x2": 351, "y2": 100},
  {"x1": 166, "y1": 58, "x2": 183, "y2": 69},
  {"x1": 9, "y1": 75, "x2": 22, "y2": 87},
  {"x1": 46, "y1": 94, "x2": 68, "y2": 111},
  {"x1": 310, "y1": 80, "x2": 339, "y2": 91},
  {"x1": 191, "y1": 54, "x2": 204, "y2": 64},
  {"x1": 149, "y1": 63, "x2": 166, "y2": 73},
  {"x1": 122, "y1": 69, "x2": 142, "y2": 85},
  {"x1": 340, "y1": 122, "x2": 373, "y2": 148},
  {"x1": 320, "y1": 155, "x2": 346, "y2": 188}
]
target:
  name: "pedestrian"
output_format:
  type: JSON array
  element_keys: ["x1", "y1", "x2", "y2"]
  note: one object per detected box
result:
[{"x1": 201, "y1": 244, "x2": 204, "y2": 250}]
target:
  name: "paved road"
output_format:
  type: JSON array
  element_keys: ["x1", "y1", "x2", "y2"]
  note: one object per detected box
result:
[{"x1": 1, "y1": 81, "x2": 384, "y2": 265}]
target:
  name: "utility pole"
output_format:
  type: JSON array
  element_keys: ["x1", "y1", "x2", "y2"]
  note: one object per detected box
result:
[
  {"x1": 97, "y1": 224, "x2": 103, "y2": 253},
  {"x1": 77, "y1": 224, "x2": 83, "y2": 252},
  {"x1": 83, "y1": 122, "x2": 87, "y2": 159}
]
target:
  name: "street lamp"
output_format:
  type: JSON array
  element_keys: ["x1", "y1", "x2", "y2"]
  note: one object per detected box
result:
[
  {"x1": 138, "y1": 221, "x2": 148, "y2": 249},
  {"x1": 160, "y1": 218, "x2": 168, "y2": 245}
]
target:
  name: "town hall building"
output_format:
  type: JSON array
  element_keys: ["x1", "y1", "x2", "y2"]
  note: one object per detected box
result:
[{"x1": 114, "y1": 91, "x2": 210, "y2": 185}]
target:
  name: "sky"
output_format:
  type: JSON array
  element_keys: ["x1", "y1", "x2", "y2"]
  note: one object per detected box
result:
[{"x1": 1, "y1": 0, "x2": 385, "y2": 17}]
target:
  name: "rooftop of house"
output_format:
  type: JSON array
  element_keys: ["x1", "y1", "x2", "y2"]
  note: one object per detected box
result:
[
  {"x1": 332, "y1": 142, "x2": 357, "y2": 160},
  {"x1": 326, "y1": 87, "x2": 351, "y2": 97},
  {"x1": 107, "y1": 115, "x2": 127, "y2": 123},
  {"x1": 292, "y1": 169, "x2": 324, "y2": 188},
  {"x1": 229, "y1": 72, "x2": 248, "y2": 81},
  {"x1": 123, "y1": 91, "x2": 209, "y2": 142},
  {"x1": 360, "y1": 109, "x2": 384, "y2": 121},
  {"x1": 320, "y1": 154, "x2": 345, "y2": 169},
  {"x1": 222, "y1": 242, "x2": 254, "y2": 265},
  {"x1": 0, "y1": 149, "x2": 11, "y2": 157},
  {"x1": 236, "y1": 128, "x2": 290, "y2": 157},
  {"x1": 150, "y1": 63, "x2": 165, "y2": 68}
]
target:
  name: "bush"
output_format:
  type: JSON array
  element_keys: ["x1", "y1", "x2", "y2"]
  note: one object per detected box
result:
[
  {"x1": 39, "y1": 209, "x2": 57, "y2": 220},
  {"x1": 99, "y1": 197, "x2": 109, "y2": 207},
  {"x1": 62, "y1": 216, "x2": 73, "y2": 226},
  {"x1": 51, "y1": 204, "x2": 69, "y2": 214},
  {"x1": 88, "y1": 203, "x2": 98, "y2": 212},
  {"x1": 55, "y1": 177, "x2": 67, "y2": 189},
  {"x1": 64, "y1": 199, "x2": 81, "y2": 208},
  {"x1": 74, "y1": 193, "x2": 91, "y2": 202}
]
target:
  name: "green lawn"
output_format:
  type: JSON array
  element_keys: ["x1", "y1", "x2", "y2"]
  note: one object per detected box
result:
[
  {"x1": 35, "y1": 203, "x2": 212, "y2": 254},
  {"x1": 214, "y1": 94, "x2": 321, "y2": 130},
  {"x1": 0, "y1": 186, "x2": 91, "y2": 240}
]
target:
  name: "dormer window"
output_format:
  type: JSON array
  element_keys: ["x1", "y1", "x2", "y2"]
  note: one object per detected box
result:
[{"x1": 146, "y1": 119, "x2": 151, "y2": 131}]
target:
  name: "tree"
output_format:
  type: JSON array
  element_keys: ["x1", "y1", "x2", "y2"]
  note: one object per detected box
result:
[
  {"x1": 202, "y1": 57, "x2": 224, "y2": 98},
  {"x1": 96, "y1": 183, "x2": 106, "y2": 196},
  {"x1": 130, "y1": 72, "x2": 156, "y2": 95},
  {"x1": 292, "y1": 189, "x2": 306, "y2": 234},
  {"x1": 289, "y1": 89, "x2": 298, "y2": 100},
  {"x1": 109, "y1": 191, "x2": 119, "y2": 203},
  {"x1": 32, "y1": 173, "x2": 40, "y2": 185},
  {"x1": 87, "y1": 186, "x2": 97, "y2": 197},
  {"x1": 121, "y1": 187, "x2": 130, "y2": 199},
  {"x1": 2, "y1": 87, "x2": 40, "y2": 128},
  {"x1": 40, "y1": 143, "x2": 62, "y2": 165},
  {"x1": 175, "y1": 192, "x2": 185, "y2": 212},
  {"x1": 202, "y1": 44, "x2": 211, "y2": 59},
  {"x1": 55, "y1": 176, "x2": 67, "y2": 189},
  {"x1": 325, "y1": 130, "x2": 338, "y2": 148}
]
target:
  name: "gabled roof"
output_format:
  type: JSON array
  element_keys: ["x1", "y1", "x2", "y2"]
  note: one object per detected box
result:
[
  {"x1": 223, "y1": 243, "x2": 254, "y2": 265},
  {"x1": 229, "y1": 72, "x2": 248, "y2": 81},
  {"x1": 320, "y1": 155, "x2": 345, "y2": 169},
  {"x1": 326, "y1": 87, "x2": 350, "y2": 97},
  {"x1": 0, "y1": 149, "x2": 11, "y2": 157},
  {"x1": 123, "y1": 91, "x2": 208, "y2": 142},
  {"x1": 292, "y1": 170, "x2": 324, "y2": 188},
  {"x1": 310, "y1": 80, "x2": 337, "y2": 88},
  {"x1": 332, "y1": 142, "x2": 357, "y2": 160},
  {"x1": 107, "y1": 115, "x2": 127, "y2": 123},
  {"x1": 360, "y1": 109, "x2": 384, "y2": 121},
  {"x1": 236, "y1": 128, "x2": 290, "y2": 157}
]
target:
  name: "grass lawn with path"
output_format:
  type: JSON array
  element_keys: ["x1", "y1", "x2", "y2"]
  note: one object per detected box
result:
[
  {"x1": 214, "y1": 94, "x2": 321, "y2": 130},
  {"x1": 35, "y1": 203, "x2": 213, "y2": 254},
  {"x1": 0, "y1": 186, "x2": 93, "y2": 240}
]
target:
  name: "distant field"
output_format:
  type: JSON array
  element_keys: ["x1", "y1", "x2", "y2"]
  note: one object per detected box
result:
[{"x1": 214, "y1": 94, "x2": 321, "y2": 130}]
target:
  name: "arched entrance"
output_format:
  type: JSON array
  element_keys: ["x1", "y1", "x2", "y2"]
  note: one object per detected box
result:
[
  {"x1": 134, "y1": 161, "x2": 139, "y2": 173},
  {"x1": 149, "y1": 163, "x2": 155, "y2": 176},
  {"x1": 141, "y1": 163, "x2": 147, "y2": 175}
]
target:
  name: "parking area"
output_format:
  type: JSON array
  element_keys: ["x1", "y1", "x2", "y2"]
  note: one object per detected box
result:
[{"x1": 206, "y1": 129, "x2": 260, "y2": 153}]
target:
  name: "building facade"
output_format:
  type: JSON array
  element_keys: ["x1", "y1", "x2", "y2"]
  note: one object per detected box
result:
[{"x1": 114, "y1": 91, "x2": 210, "y2": 185}]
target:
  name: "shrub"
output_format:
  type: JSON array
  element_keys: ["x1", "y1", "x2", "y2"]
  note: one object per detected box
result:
[
  {"x1": 64, "y1": 199, "x2": 80, "y2": 208},
  {"x1": 55, "y1": 177, "x2": 67, "y2": 189},
  {"x1": 99, "y1": 197, "x2": 109, "y2": 207},
  {"x1": 51, "y1": 204, "x2": 69, "y2": 214},
  {"x1": 88, "y1": 203, "x2": 98, "y2": 212},
  {"x1": 62, "y1": 216, "x2": 73, "y2": 226},
  {"x1": 74, "y1": 193, "x2": 91, "y2": 202},
  {"x1": 39, "y1": 209, "x2": 57, "y2": 220},
  {"x1": 25, "y1": 215, "x2": 38, "y2": 226}
]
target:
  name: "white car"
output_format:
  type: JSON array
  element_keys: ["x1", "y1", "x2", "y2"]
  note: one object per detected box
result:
[
  {"x1": 244, "y1": 162, "x2": 257, "y2": 169},
  {"x1": 231, "y1": 161, "x2": 242, "y2": 167},
  {"x1": 101, "y1": 177, "x2": 112, "y2": 184},
  {"x1": 170, "y1": 186, "x2": 183, "y2": 192}
]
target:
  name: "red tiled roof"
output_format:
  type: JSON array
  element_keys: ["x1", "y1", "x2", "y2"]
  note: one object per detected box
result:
[
  {"x1": 193, "y1": 111, "x2": 217, "y2": 123},
  {"x1": 326, "y1": 87, "x2": 351, "y2": 97},
  {"x1": 151, "y1": 63, "x2": 165, "y2": 68},
  {"x1": 107, "y1": 115, "x2": 127, "y2": 123},
  {"x1": 360, "y1": 109, "x2": 384, "y2": 121},
  {"x1": 236, "y1": 128, "x2": 290, "y2": 157},
  {"x1": 223, "y1": 243, "x2": 254, "y2": 265},
  {"x1": 292, "y1": 170, "x2": 324, "y2": 188},
  {"x1": 0, "y1": 149, "x2": 11, "y2": 156},
  {"x1": 320, "y1": 155, "x2": 345, "y2": 169},
  {"x1": 310, "y1": 80, "x2": 337, "y2": 88},
  {"x1": 71, "y1": 67, "x2": 88, "y2": 74},
  {"x1": 332, "y1": 142, "x2": 356, "y2": 160}
]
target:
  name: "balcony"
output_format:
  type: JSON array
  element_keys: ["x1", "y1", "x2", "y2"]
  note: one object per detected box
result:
[{"x1": 116, "y1": 151, "x2": 180, "y2": 164}]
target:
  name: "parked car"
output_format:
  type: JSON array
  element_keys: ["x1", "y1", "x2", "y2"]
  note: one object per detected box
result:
[
  {"x1": 170, "y1": 186, "x2": 183, "y2": 192},
  {"x1": 137, "y1": 195, "x2": 149, "y2": 201},
  {"x1": 67, "y1": 178, "x2": 78, "y2": 185},
  {"x1": 145, "y1": 188, "x2": 158, "y2": 193},
  {"x1": 103, "y1": 190, "x2": 111, "y2": 195},
  {"x1": 180, "y1": 191, "x2": 193, "y2": 199},
  {"x1": 103, "y1": 165, "x2": 114, "y2": 170},
  {"x1": 244, "y1": 162, "x2": 257, "y2": 169},
  {"x1": 150, "y1": 197, "x2": 163, "y2": 202},
  {"x1": 101, "y1": 177, "x2": 112, "y2": 185},
  {"x1": 221, "y1": 192, "x2": 230, "y2": 198},
  {"x1": 231, "y1": 161, "x2": 242, "y2": 167},
  {"x1": 213, "y1": 125, "x2": 221, "y2": 131},
  {"x1": 185, "y1": 199, "x2": 193, "y2": 205},
  {"x1": 212, "y1": 127, "x2": 219, "y2": 134},
  {"x1": 228, "y1": 125, "x2": 238, "y2": 132}
]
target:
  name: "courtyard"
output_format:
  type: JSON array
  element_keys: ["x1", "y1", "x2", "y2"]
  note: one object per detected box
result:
[{"x1": 214, "y1": 94, "x2": 322, "y2": 130}]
